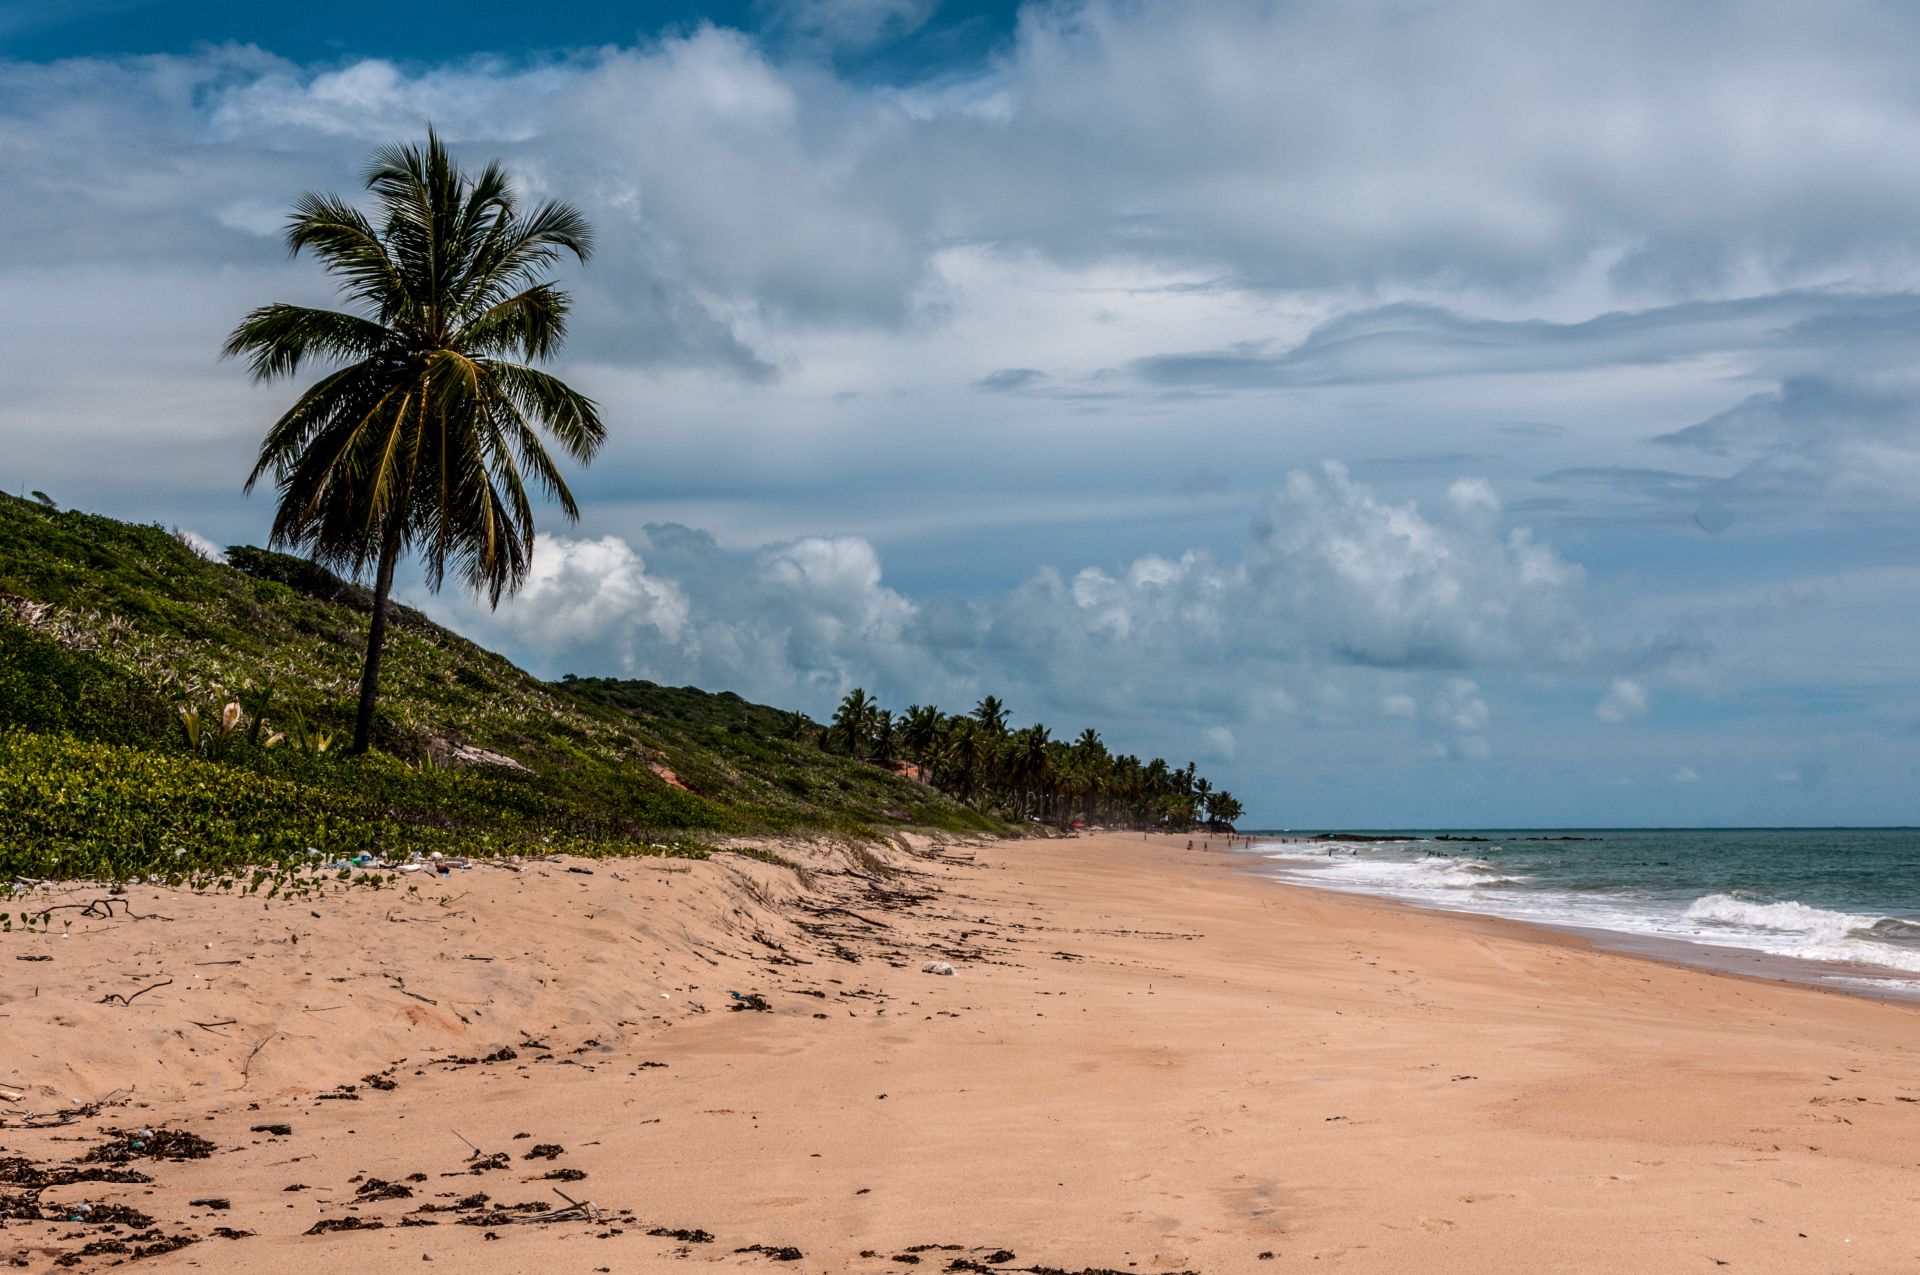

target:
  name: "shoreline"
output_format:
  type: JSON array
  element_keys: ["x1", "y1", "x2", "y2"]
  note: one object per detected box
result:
[
  {"x1": 3, "y1": 831, "x2": 1919, "y2": 1272},
  {"x1": 1240, "y1": 837, "x2": 1920, "y2": 1005},
  {"x1": 1254, "y1": 851, "x2": 1920, "y2": 1006}
]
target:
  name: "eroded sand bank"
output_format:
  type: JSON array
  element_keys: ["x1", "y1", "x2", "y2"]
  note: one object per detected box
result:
[{"x1": 3, "y1": 832, "x2": 1917, "y2": 1272}]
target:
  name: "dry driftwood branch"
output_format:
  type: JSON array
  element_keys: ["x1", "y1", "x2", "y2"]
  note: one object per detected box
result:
[
  {"x1": 0, "y1": 1087, "x2": 132, "y2": 1130},
  {"x1": 98, "y1": 977, "x2": 173, "y2": 1006},
  {"x1": 809, "y1": 905, "x2": 891, "y2": 928},
  {"x1": 33, "y1": 897, "x2": 173, "y2": 924},
  {"x1": 236, "y1": 1031, "x2": 282, "y2": 1089}
]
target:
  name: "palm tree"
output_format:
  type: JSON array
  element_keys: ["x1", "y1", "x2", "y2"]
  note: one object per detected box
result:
[
  {"x1": 938, "y1": 717, "x2": 988, "y2": 802},
  {"x1": 1009, "y1": 723, "x2": 1052, "y2": 818},
  {"x1": 1206, "y1": 790, "x2": 1243, "y2": 829},
  {"x1": 830, "y1": 688, "x2": 875, "y2": 757},
  {"x1": 900, "y1": 704, "x2": 944, "y2": 768},
  {"x1": 869, "y1": 709, "x2": 897, "y2": 764},
  {"x1": 229, "y1": 131, "x2": 603, "y2": 755},
  {"x1": 972, "y1": 695, "x2": 1009, "y2": 737}
]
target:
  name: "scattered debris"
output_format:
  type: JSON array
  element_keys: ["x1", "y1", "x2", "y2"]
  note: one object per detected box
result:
[
  {"x1": 81, "y1": 1127, "x2": 215, "y2": 1163},
  {"x1": 735, "y1": 1243, "x2": 804, "y2": 1261},
  {"x1": 306, "y1": 1216, "x2": 386, "y2": 1235}
]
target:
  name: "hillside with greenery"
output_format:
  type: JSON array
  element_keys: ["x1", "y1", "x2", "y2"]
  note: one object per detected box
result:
[{"x1": 0, "y1": 492, "x2": 1008, "y2": 882}]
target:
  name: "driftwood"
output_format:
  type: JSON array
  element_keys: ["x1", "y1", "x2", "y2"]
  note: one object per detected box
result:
[
  {"x1": 808, "y1": 905, "x2": 891, "y2": 929},
  {"x1": 0, "y1": 1088, "x2": 131, "y2": 1130},
  {"x1": 31, "y1": 897, "x2": 172, "y2": 924},
  {"x1": 98, "y1": 978, "x2": 172, "y2": 1006}
]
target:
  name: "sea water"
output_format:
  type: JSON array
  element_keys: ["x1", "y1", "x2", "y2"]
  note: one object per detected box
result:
[{"x1": 1246, "y1": 828, "x2": 1920, "y2": 996}]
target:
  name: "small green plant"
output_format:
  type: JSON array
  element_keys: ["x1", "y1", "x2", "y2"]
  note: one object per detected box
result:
[{"x1": 283, "y1": 709, "x2": 334, "y2": 755}]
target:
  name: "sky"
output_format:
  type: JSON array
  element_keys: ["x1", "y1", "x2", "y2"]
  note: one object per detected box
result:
[{"x1": 4, "y1": 0, "x2": 1920, "y2": 827}]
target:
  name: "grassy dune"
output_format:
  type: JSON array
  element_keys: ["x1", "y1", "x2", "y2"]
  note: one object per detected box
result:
[{"x1": 0, "y1": 492, "x2": 1006, "y2": 882}]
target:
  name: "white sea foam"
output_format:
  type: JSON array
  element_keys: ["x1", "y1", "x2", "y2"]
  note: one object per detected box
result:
[
  {"x1": 1683, "y1": 893, "x2": 1875, "y2": 940},
  {"x1": 1682, "y1": 893, "x2": 1920, "y2": 974},
  {"x1": 1253, "y1": 839, "x2": 1920, "y2": 982}
]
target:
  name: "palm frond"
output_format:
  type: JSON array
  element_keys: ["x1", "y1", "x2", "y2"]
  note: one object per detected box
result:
[
  {"x1": 453, "y1": 284, "x2": 570, "y2": 359},
  {"x1": 222, "y1": 304, "x2": 393, "y2": 383},
  {"x1": 285, "y1": 194, "x2": 409, "y2": 317},
  {"x1": 488, "y1": 360, "x2": 606, "y2": 462}
]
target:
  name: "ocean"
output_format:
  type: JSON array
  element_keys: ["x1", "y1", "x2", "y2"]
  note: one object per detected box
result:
[{"x1": 1245, "y1": 828, "x2": 1920, "y2": 997}]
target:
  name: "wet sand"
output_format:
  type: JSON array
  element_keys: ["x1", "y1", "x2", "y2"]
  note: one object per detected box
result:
[{"x1": 3, "y1": 832, "x2": 1919, "y2": 1272}]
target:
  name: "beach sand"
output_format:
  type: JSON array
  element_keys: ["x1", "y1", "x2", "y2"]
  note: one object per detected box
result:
[{"x1": 3, "y1": 831, "x2": 1918, "y2": 1272}]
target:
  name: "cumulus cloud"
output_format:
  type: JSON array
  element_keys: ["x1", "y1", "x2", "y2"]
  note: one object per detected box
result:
[
  {"x1": 1672, "y1": 766, "x2": 1701, "y2": 783},
  {"x1": 1244, "y1": 464, "x2": 1588, "y2": 669},
  {"x1": 1595, "y1": 678, "x2": 1650, "y2": 722},
  {"x1": 170, "y1": 528, "x2": 227, "y2": 563},
  {"x1": 478, "y1": 534, "x2": 692, "y2": 668},
  {"x1": 442, "y1": 468, "x2": 1595, "y2": 733}
]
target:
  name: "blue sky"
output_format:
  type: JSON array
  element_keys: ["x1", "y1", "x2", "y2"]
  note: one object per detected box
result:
[
  {"x1": 4, "y1": 0, "x2": 1920, "y2": 826},
  {"x1": 1, "y1": 1, "x2": 1023, "y2": 72}
]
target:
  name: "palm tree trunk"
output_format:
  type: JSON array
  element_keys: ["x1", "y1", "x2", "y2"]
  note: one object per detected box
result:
[{"x1": 349, "y1": 521, "x2": 403, "y2": 756}]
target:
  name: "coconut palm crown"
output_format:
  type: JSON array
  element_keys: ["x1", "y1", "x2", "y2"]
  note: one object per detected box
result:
[{"x1": 228, "y1": 130, "x2": 604, "y2": 754}]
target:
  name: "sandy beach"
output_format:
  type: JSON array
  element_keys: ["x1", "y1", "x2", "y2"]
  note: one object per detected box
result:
[{"x1": 4, "y1": 831, "x2": 1919, "y2": 1273}]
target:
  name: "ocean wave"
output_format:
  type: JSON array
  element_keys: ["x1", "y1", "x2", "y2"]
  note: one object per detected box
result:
[
  {"x1": 1683, "y1": 893, "x2": 1877, "y2": 940},
  {"x1": 1861, "y1": 917, "x2": 1920, "y2": 945},
  {"x1": 1681, "y1": 893, "x2": 1920, "y2": 972},
  {"x1": 1251, "y1": 840, "x2": 1920, "y2": 982}
]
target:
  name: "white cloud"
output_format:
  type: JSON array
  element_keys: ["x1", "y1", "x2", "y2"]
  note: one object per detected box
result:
[
  {"x1": 1432, "y1": 679, "x2": 1490, "y2": 733},
  {"x1": 755, "y1": 0, "x2": 939, "y2": 54},
  {"x1": 464, "y1": 533, "x2": 691, "y2": 671},
  {"x1": 1672, "y1": 767, "x2": 1700, "y2": 783},
  {"x1": 171, "y1": 527, "x2": 226, "y2": 563},
  {"x1": 1424, "y1": 678, "x2": 1492, "y2": 760},
  {"x1": 445, "y1": 471, "x2": 1587, "y2": 735},
  {"x1": 1204, "y1": 726, "x2": 1237, "y2": 761},
  {"x1": 1595, "y1": 677, "x2": 1650, "y2": 722},
  {"x1": 1245, "y1": 464, "x2": 1589, "y2": 669}
]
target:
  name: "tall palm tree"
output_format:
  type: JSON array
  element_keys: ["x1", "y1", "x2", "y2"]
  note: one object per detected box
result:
[
  {"x1": 972, "y1": 695, "x2": 1009, "y2": 737},
  {"x1": 900, "y1": 704, "x2": 944, "y2": 768},
  {"x1": 1010, "y1": 723, "x2": 1052, "y2": 818},
  {"x1": 869, "y1": 709, "x2": 897, "y2": 764},
  {"x1": 228, "y1": 131, "x2": 603, "y2": 754},
  {"x1": 831, "y1": 688, "x2": 875, "y2": 757}
]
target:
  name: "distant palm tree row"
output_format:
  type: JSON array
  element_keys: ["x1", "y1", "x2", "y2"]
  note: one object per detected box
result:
[{"x1": 806, "y1": 690, "x2": 1244, "y2": 831}]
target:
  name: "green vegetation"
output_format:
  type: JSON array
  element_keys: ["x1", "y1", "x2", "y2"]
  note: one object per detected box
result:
[
  {"x1": 818, "y1": 689, "x2": 1243, "y2": 831},
  {"x1": 0, "y1": 492, "x2": 1005, "y2": 883},
  {"x1": 228, "y1": 131, "x2": 606, "y2": 755}
]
